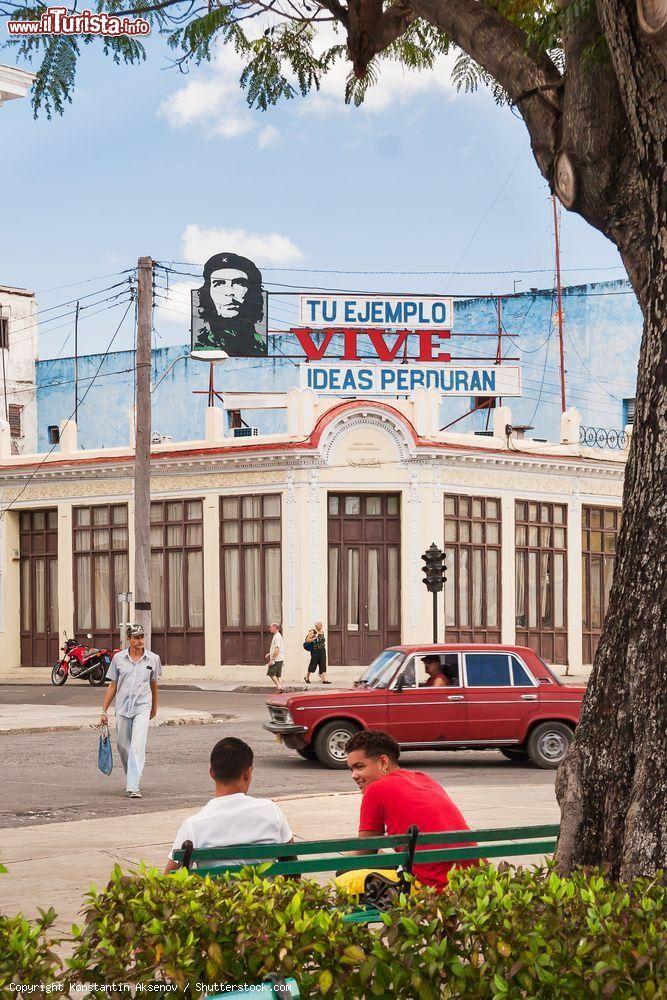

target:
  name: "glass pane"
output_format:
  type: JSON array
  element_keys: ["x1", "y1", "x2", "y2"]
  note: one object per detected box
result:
[
  {"x1": 242, "y1": 496, "x2": 261, "y2": 519},
  {"x1": 540, "y1": 505, "x2": 551, "y2": 524},
  {"x1": 223, "y1": 549, "x2": 240, "y2": 627},
  {"x1": 590, "y1": 531, "x2": 603, "y2": 552},
  {"x1": 486, "y1": 549, "x2": 498, "y2": 628},
  {"x1": 472, "y1": 548, "x2": 483, "y2": 627},
  {"x1": 264, "y1": 548, "x2": 282, "y2": 624},
  {"x1": 554, "y1": 553, "x2": 565, "y2": 628},
  {"x1": 472, "y1": 499, "x2": 483, "y2": 518},
  {"x1": 186, "y1": 524, "x2": 203, "y2": 546},
  {"x1": 150, "y1": 503, "x2": 162, "y2": 523},
  {"x1": 263, "y1": 520, "x2": 280, "y2": 542},
  {"x1": 328, "y1": 496, "x2": 339, "y2": 516},
  {"x1": 20, "y1": 560, "x2": 30, "y2": 632},
  {"x1": 93, "y1": 554, "x2": 110, "y2": 629},
  {"x1": 486, "y1": 499, "x2": 499, "y2": 519},
  {"x1": 347, "y1": 549, "x2": 360, "y2": 627},
  {"x1": 540, "y1": 552, "x2": 552, "y2": 626},
  {"x1": 554, "y1": 527, "x2": 566, "y2": 548},
  {"x1": 93, "y1": 529, "x2": 109, "y2": 550},
  {"x1": 604, "y1": 509, "x2": 616, "y2": 529},
  {"x1": 603, "y1": 557, "x2": 614, "y2": 616},
  {"x1": 590, "y1": 555, "x2": 602, "y2": 629},
  {"x1": 459, "y1": 522, "x2": 470, "y2": 543},
  {"x1": 33, "y1": 511, "x2": 45, "y2": 530},
  {"x1": 466, "y1": 653, "x2": 511, "y2": 687},
  {"x1": 150, "y1": 552, "x2": 164, "y2": 628},
  {"x1": 186, "y1": 500, "x2": 202, "y2": 520},
  {"x1": 74, "y1": 507, "x2": 90, "y2": 525},
  {"x1": 112, "y1": 505, "x2": 127, "y2": 525},
  {"x1": 328, "y1": 547, "x2": 339, "y2": 626},
  {"x1": 345, "y1": 496, "x2": 361, "y2": 516},
  {"x1": 459, "y1": 497, "x2": 470, "y2": 517},
  {"x1": 445, "y1": 547, "x2": 456, "y2": 628},
  {"x1": 166, "y1": 525, "x2": 184, "y2": 546},
  {"x1": 444, "y1": 496, "x2": 456, "y2": 516},
  {"x1": 459, "y1": 548, "x2": 469, "y2": 626},
  {"x1": 111, "y1": 527, "x2": 127, "y2": 550},
  {"x1": 589, "y1": 509, "x2": 601, "y2": 528},
  {"x1": 166, "y1": 502, "x2": 182, "y2": 522},
  {"x1": 47, "y1": 510, "x2": 58, "y2": 530},
  {"x1": 528, "y1": 503, "x2": 538, "y2": 521},
  {"x1": 387, "y1": 547, "x2": 399, "y2": 627},
  {"x1": 366, "y1": 497, "x2": 381, "y2": 516},
  {"x1": 553, "y1": 505, "x2": 565, "y2": 524},
  {"x1": 20, "y1": 512, "x2": 30, "y2": 531},
  {"x1": 263, "y1": 495, "x2": 280, "y2": 518},
  {"x1": 221, "y1": 521, "x2": 239, "y2": 543},
  {"x1": 150, "y1": 525, "x2": 162, "y2": 547},
  {"x1": 113, "y1": 554, "x2": 128, "y2": 625},
  {"x1": 387, "y1": 496, "x2": 399, "y2": 516},
  {"x1": 529, "y1": 526, "x2": 539, "y2": 547},
  {"x1": 515, "y1": 502, "x2": 526, "y2": 521},
  {"x1": 92, "y1": 507, "x2": 107, "y2": 526},
  {"x1": 187, "y1": 550, "x2": 204, "y2": 628},
  {"x1": 516, "y1": 525, "x2": 526, "y2": 546},
  {"x1": 367, "y1": 549, "x2": 379, "y2": 630},
  {"x1": 511, "y1": 656, "x2": 532, "y2": 686},
  {"x1": 33, "y1": 559, "x2": 46, "y2": 632},
  {"x1": 222, "y1": 497, "x2": 239, "y2": 520},
  {"x1": 75, "y1": 555, "x2": 91, "y2": 630},
  {"x1": 604, "y1": 533, "x2": 616, "y2": 553},
  {"x1": 528, "y1": 551, "x2": 538, "y2": 628},
  {"x1": 243, "y1": 548, "x2": 261, "y2": 626},
  {"x1": 444, "y1": 520, "x2": 457, "y2": 542},
  {"x1": 242, "y1": 521, "x2": 261, "y2": 543},
  {"x1": 582, "y1": 554, "x2": 590, "y2": 627},
  {"x1": 74, "y1": 530, "x2": 90, "y2": 552},
  {"x1": 515, "y1": 552, "x2": 525, "y2": 627},
  {"x1": 540, "y1": 526, "x2": 552, "y2": 547},
  {"x1": 167, "y1": 551, "x2": 184, "y2": 628},
  {"x1": 472, "y1": 522, "x2": 483, "y2": 544},
  {"x1": 486, "y1": 522, "x2": 500, "y2": 544}
]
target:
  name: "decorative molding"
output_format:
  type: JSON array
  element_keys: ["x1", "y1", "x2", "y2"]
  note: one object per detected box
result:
[
  {"x1": 320, "y1": 409, "x2": 413, "y2": 464},
  {"x1": 0, "y1": 518, "x2": 4, "y2": 633},
  {"x1": 285, "y1": 469, "x2": 296, "y2": 629},
  {"x1": 408, "y1": 467, "x2": 421, "y2": 628},
  {"x1": 308, "y1": 468, "x2": 320, "y2": 623}
]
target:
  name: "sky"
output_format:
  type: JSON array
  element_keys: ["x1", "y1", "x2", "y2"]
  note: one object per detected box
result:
[{"x1": 0, "y1": 25, "x2": 627, "y2": 361}]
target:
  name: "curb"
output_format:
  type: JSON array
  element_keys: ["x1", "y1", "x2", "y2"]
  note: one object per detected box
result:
[{"x1": 0, "y1": 712, "x2": 234, "y2": 736}]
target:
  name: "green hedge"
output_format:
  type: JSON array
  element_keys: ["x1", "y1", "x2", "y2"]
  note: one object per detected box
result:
[{"x1": 2, "y1": 862, "x2": 666, "y2": 998}]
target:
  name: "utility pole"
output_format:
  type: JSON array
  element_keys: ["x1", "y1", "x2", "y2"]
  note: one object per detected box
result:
[
  {"x1": 134, "y1": 257, "x2": 153, "y2": 645},
  {"x1": 552, "y1": 195, "x2": 567, "y2": 412},
  {"x1": 74, "y1": 300, "x2": 80, "y2": 425}
]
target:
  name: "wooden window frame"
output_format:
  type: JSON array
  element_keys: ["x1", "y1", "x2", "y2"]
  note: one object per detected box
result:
[
  {"x1": 19, "y1": 509, "x2": 59, "y2": 666},
  {"x1": 443, "y1": 493, "x2": 502, "y2": 644},
  {"x1": 73, "y1": 503, "x2": 129, "y2": 650},
  {"x1": 515, "y1": 500, "x2": 568, "y2": 664},
  {"x1": 0, "y1": 316, "x2": 9, "y2": 351},
  {"x1": 150, "y1": 499, "x2": 205, "y2": 664},
  {"x1": 582, "y1": 504, "x2": 621, "y2": 664},
  {"x1": 8, "y1": 403, "x2": 23, "y2": 438}
]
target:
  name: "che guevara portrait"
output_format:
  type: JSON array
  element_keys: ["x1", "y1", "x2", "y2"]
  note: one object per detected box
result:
[{"x1": 191, "y1": 252, "x2": 268, "y2": 357}]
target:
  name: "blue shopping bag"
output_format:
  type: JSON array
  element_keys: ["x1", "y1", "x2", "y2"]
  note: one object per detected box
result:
[{"x1": 98, "y1": 725, "x2": 113, "y2": 775}]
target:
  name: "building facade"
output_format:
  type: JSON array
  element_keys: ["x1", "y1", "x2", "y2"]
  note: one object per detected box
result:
[
  {"x1": 0, "y1": 284, "x2": 39, "y2": 455},
  {"x1": 0, "y1": 391, "x2": 625, "y2": 679}
]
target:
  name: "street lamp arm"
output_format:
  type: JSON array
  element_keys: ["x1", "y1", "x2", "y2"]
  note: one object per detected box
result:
[{"x1": 150, "y1": 353, "x2": 188, "y2": 394}]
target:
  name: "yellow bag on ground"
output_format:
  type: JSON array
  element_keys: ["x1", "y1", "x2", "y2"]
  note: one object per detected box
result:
[{"x1": 335, "y1": 868, "x2": 403, "y2": 896}]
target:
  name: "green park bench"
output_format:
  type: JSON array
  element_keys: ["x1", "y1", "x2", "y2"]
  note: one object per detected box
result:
[{"x1": 172, "y1": 822, "x2": 559, "y2": 925}]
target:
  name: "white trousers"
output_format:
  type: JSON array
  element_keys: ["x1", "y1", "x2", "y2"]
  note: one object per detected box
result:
[{"x1": 116, "y1": 711, "x2": 150, "y2": 791}]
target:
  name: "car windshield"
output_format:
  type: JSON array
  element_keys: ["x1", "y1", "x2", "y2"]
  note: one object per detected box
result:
[{"x1": 357, "y1": 650, "x2": 404, "y2": 689}]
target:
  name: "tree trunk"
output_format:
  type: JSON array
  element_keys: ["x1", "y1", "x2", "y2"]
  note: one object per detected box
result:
[{"x1": 555, "y1": 0, "x2": 667, "y2": 878}]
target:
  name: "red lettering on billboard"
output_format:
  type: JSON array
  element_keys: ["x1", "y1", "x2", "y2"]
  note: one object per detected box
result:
[{"x1": 291, "y1": 328, "x2": 451, "y2": 362}]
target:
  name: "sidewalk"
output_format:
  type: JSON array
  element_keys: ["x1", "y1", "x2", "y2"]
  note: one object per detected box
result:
[
  {"x1": 0, "y1": 783, "x2": 560, "y2": 934},
  {"x1": 0, "y1": 705, "x2": 232, "y2": 734}
]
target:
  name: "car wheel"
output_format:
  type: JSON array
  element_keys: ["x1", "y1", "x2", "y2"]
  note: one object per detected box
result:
[
  {"x1": 500, "y1": 748, "x2": 530, "y2": 762},
  {"x1": 527, "y1": 722, "x2": 572, "y2": 769},
  {"x1": 314, "y1": 720, "x2": 360, "y2": 769},
  {"x1": 296, "y1": 745, "x2": 317, "y2": 761},
  {"x1": 51, "y1": 663, "x2": 67, "y2": 686}
]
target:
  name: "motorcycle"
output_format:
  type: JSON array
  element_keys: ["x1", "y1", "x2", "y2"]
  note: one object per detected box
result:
[{"x1": 51, "y1": 633, "x2": 116, "y2": 687}]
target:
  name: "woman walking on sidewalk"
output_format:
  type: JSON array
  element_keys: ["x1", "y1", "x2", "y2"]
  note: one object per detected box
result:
[
  {"x1": 99, "y1": 624, "x2": 161, "y2": 798},
  {"x1": 304, "y1": 622, "x2": 330, "y2": 684}
]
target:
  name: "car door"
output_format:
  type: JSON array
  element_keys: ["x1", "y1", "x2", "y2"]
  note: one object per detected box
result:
[
  {"x1": 463, "y1": 651, "x2": 538, "y2": 743},
  {"x1": 386, "y1": 652, "x2": 468, "y2": 745}
]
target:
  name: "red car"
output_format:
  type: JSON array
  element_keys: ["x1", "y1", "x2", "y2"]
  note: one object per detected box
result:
[{"x1": 264, "y1": 644, "x2": 585, "y2": 770}]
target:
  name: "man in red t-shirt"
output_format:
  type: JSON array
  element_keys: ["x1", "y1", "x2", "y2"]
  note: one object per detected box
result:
[{"x1": 343, "y1": 729, "x2": 476, "y2": 890}]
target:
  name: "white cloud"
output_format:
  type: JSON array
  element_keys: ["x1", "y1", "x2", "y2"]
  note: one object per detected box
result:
[
  {"x1": 258, "y1": 124, "x2": 281, "y2": 149},
  {"x1": 155, "y1": 279, "x2": 196, "y2": 328},
  {"x1": 182, "y1": 225, "x2": 304, "y2": 266}
]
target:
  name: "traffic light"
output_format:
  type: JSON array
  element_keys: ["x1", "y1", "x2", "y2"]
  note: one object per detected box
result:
[{"x1": 421, "y1": 543, "x2": 446, "y2": 593}]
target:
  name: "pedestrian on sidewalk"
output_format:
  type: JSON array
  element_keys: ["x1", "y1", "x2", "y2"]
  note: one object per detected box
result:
[
  {"x1": 265, "y1": 622, "x2": 285, "y2": 694},
  {"x1": 304, "y1": 621, "x2": 330, "y2": 684},
  {"x1": 99, "y1": 624, "x2": 161, "y2": 799}
]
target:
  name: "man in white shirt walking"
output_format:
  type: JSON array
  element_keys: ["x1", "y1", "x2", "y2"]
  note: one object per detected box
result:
[
  {"x1": 99, "y1": 624, "x2": 161, "y2": 799},
  {"x1": 265, "y1": 621, "x2": 285, "y2": 694},
  {"x1": 165, "y1": 737, "x2": 292, "y2": 872}
]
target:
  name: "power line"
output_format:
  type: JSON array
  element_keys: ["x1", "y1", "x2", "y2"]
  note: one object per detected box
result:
[{"x1": 156, "y1": 261, "x2": 626, "y2": 277}]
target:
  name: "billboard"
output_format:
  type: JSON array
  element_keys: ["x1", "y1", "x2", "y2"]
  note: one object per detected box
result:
[
  {"x1": 299, "y1": 294, "x2": 454, "y2": 330},
  {"x1": 300, "y1": 363, "x2": 522, "y2": 397},
  {"x1": 191, "y1": 252, "x2": 268, "y2": 359}
]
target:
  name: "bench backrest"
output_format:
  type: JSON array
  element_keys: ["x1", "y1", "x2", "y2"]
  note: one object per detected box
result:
[{"x1": 172, "y1": 823, "x2": 559, "y2": 878}]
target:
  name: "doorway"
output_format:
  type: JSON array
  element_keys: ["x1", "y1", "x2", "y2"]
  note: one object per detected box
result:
[{"x1": 19, "y1": 509, "x2": 59, "y2": 666}]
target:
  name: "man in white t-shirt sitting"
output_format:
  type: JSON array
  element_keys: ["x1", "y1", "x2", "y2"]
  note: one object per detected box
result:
[{"x1": 164, "y1": 737, "x2": 293, "y2": 873}]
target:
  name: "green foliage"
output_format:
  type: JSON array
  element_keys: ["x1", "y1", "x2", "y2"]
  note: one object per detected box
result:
[{"x1": 1, "y1": 862, "x2": 664, "y2": 996}]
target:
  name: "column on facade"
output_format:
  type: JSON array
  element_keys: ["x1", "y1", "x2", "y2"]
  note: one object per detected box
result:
[
  {"x1": 0, "y1": 511, "x2": 20, "y2": 673},
  {"x1": 500, "y1": 493, "x2": 516, "y2": 646},
  {"x1": 402, "y1": 464, "x2": 436, "y2": 644},
  {"x1": 203, "y1": 494, "x2": 222, "y2": 669},
  {"x1": 283, "y1": 469, "x2": 316, "y2": 679},
  {"x1": 57, "y1": 502, "x2": 74, "y2": 641},
  {"x1": 566, "y1": 495, "x2": 583, "y2": 673}
]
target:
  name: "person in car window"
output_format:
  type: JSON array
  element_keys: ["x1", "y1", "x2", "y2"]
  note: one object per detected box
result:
[
  {"x1": 337, "y1": 730, "x2": 476, "y2": 893},
  {"x1": 422, "y1": 655, "x2": 447, "y2": 687}
]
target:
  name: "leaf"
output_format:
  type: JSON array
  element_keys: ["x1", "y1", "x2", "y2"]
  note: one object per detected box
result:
[{"x1": 319, "y1": 969, "x2": 333, "y2": 993}]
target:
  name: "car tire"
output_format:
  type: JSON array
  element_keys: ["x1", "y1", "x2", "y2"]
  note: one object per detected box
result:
[
  {"x1": 500, "y1": 748, "x2": 530, "y2": 762},
  {"x1": 313, "y1": 720, "x2": 360, "y2": 769},
  {"x1": 51, "y1": 663, "x2": 67, "y2": 686},
  {"x1": 527, "y1": 722, "x2": 573, "y2": 769},
  {"x1": 296, "y1": 745, "x2": 317, "y2": 761}
]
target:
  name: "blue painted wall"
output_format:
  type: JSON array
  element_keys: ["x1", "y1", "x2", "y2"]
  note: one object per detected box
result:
[{"x1": 36, "y1": 280, "x2": 642, "y2": 452}]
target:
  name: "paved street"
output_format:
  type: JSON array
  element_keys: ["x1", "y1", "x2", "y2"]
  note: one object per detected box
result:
[{"x1": 0, "y1": 685, "x2": 556, "y2": 829}]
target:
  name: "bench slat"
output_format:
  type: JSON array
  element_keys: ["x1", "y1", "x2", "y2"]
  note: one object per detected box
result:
[{"x1": 171, "y1": 824, "x2": 560, "y2": 862}]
